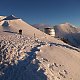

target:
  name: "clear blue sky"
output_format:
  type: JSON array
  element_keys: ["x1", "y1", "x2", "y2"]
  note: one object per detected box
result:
[{"x1": 0, "y1": 0, "x2": 80, "y2": 26}]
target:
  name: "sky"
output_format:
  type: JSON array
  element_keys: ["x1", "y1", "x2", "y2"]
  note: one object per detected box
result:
[{"x1": 0, "y1": 0, "x2": 80, "y2": 26}]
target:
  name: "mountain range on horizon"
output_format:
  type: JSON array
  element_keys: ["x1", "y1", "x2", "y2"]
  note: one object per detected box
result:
[{"x1": 0, "y1": 15, "x2": 80, "y2": 27}]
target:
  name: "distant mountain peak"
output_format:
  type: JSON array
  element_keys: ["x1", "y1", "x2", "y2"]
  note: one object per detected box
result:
[
  {"x1": 64, "y1": 22, "x2": 71, "y2": 24},
  {"x1": 3, "y1": 15, "x2": 20, "y2": 20},
  {"x1": 32, "y1": 24, "x2": 51, "y2": 28},
  {"x1": 60, "y1": 22, "x2": 71, "y2": 25},
  {"x1": 58, "y1": 22, "x2": 76, "y2": 28}
]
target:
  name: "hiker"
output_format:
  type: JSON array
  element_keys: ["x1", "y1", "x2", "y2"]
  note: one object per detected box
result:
[
  {"x1": 34, "y1": 33, "x2": 36, "y2": 38},
  {"x1": 19, "y1": 29, "x2": 22, "y2": 35}
]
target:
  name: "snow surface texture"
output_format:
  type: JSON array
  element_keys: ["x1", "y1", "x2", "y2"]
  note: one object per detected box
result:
[
  {"x1": 0, "y1": 32, "x2": 46, "y2": 80},
  {"x1": 0, "y1": 32, "x2": 80, "y2": 80},
  {"x1": 0, "y1": 16, "x2": 80, "y2": 80}
]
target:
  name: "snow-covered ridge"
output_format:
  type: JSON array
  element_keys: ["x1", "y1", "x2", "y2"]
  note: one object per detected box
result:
[
  {"x1": 54, "y1": 23, "x2": 80, "y2": 48},
  {"x1": 3, "y1": 15, "x2": 20, "y2": 20},
  {"x1": 0, "y1": 16, "x2": 6, "y2": 20},
  {"x1": 0, "y1": 15, "x2": 80, "y2": 80},
  {"x1": 0, "y1": 32, "x2": 41, "y2": 77},
  {"x1": 32, "y1": 22, "x2": 80, "y2": 48},
  {"x1": 0, "y1": 31, "x2": 80, "y2": 80}
]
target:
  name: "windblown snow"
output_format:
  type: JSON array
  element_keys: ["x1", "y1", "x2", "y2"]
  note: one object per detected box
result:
[{"x1": 0, "y1": 15, "x2": 80, "y2": 80}]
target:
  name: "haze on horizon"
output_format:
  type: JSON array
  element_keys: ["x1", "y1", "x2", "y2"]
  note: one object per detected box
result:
[{"x1": 0, "y1": 0, "x2": 80, "y2": 26}]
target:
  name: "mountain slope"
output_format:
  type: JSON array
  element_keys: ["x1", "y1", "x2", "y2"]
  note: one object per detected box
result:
[
  {"x1": 0, "y1": 31, "x2": 80, "y2": 80},
  {"x1": 36, "y1": 43, "x2": 80, "y2": 80},
  {"x1": 0, "y1": 16, "x2": 80, "y2": 80},
  {"x1": 0, "y1": 15, "x2": 48, "y2": 38},
  {"x1": 0, "y1": 16, "x2": 6, "y2": 20},
  {"x1": 54, "y1": 23, "x2": 80, "y2": 47},
  {"x1": 0, "y1": 15, "x2": 64, "y2": 44}
]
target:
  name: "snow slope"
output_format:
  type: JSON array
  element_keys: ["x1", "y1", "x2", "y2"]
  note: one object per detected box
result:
[
  {"x1": 0, "y1": 15, "x2": 48, "y2": 38},
  {"x1": 36, "y1": 44, "x2": 80, "y2": 80},
  {"x1": 54, "y1": 23, "x2": 80, "y2": 48},
  {"x1": 0, "y1": 16, "x2": 6, "y2": 20},
  {"x1": 0, "y1": 16, "x2": 80, "y2": 80}
]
